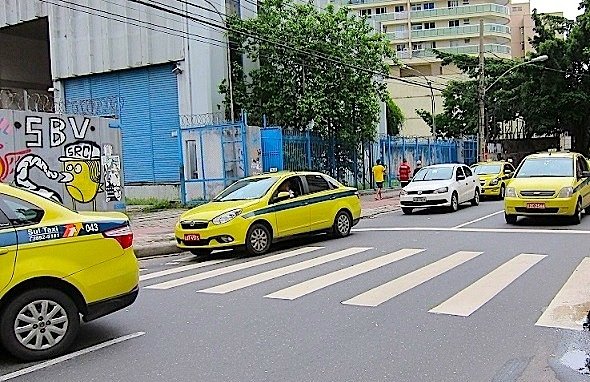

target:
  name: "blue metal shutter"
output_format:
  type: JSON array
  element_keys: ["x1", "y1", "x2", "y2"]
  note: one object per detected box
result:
[{"x1": 63, "y1": 64, "x2": 180, "y2": 184}]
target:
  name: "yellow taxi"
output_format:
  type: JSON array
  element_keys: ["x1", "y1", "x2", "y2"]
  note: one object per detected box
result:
[
  {"x1": 176, "y1": 171, "x2": 362, "y2": 256},
  {"x1": 472, "y1": 161, "x2": 515, "y2": 199},
  {"x1": 504, "y1": 151, "x2": 590, "y2": 224},
  {"x1": 0, "y1": 183, "x2": 138, "y2": 361}
]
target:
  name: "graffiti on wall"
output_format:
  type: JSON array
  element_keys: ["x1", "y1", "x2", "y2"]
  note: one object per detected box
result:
[{"x1": 102, "y1": 144, "x2": 122, "y2": 202}]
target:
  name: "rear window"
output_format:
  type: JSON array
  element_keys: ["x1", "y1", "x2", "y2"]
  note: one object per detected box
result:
[
  {"x1": 0, "y1": 194, "x2": 44, "y2": 227},
  {"x1": 515, "y1": 157, "x2": 574, "y2": 178},
  {"x1": 306, "y1": 175, "x2": 331, "y2": 193}
]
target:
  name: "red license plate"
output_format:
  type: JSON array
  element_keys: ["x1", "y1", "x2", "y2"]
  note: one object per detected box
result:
[
  {"x1": 184, "y1": 234, "x2": 200, "y2": 241},
  {"x1": 527, "y1": 202, "x2": 545, "y2": 209}
]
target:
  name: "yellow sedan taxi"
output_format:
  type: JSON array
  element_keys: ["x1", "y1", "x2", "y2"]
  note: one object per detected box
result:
[
  {"x1": 472, "y1": 161, "x2": 515, "y2": 199},
  {"x1": 0, "y1": 183, "x2": 138, "y2": 361},
  {"x1": 504, "y1": 151, "x2": 590, "y2": 224},
  {"x1": 176, "y1": 171, "x2": 362, "y2": 256}
]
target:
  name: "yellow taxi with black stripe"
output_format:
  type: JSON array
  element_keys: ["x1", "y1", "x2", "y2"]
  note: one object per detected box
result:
[
  {"x1": 472, "y1": 160, "x2": 515, "y2": 198},
  {"x1": 176, "y1": 171, "x2": 362, "y2": 256},
  {"x1": 504, "y1": 150, "x2": 590, "y2": 224},
  {"x1": 0, "y1": 183, "x2": 138, "y2": 361}
]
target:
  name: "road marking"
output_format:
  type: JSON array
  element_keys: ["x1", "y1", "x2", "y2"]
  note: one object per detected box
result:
[
  {"x1": 265, "y1": 248, "x2": 424, "y2": 300},
  {"x1": 199, "y1": 247, "x2": 372, "y2": 294},
  {"x1": 353, "y1": 227, "x2": 590, "y2": 235},
  {"x1": 535, "y1": 257, "x2": 590, "y2": 330},
  {"x1": 342, "y1": 251, "x2": 483, "y2": 307},
  {"x1": 452, "y1": 210, "x2": 504, "y2": 229},
  {"x1": 145, "y1": 246, "x2": 322, "y2": 290},
  {"x1": 0, "y1": 332, "x2": 145, "y2": 381},
  {"x1": 429, "y1": 254, "x2": 546, "y2": 316},
  {"x1": 139, "y1": 259, "x2": 230, "y2": 281}
]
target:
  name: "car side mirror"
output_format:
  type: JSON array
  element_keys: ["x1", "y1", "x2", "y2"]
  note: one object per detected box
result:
[
  {"x1": 456, "y1": 174, "x2": 466, "y2": 181},
  {"x1": 275, "y1": 191, "x2": 291, "y2": 202},
  {"x1": 581, "y1": 171, "x2": 590, "y2": 178},
  {"x1": 505, "y1": 170, "x2": 512, "y2": 177}
]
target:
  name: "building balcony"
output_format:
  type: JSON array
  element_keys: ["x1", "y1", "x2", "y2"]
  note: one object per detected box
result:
[
  {"x1": 410, "y1": 23, "x2": 511, "y2": 41},
  {"x1": 355, "y1": 3, "x2": 510, "y2": 22},
  {"x1": 408, "y1": 44, "x2": 511, "y2": 58}
]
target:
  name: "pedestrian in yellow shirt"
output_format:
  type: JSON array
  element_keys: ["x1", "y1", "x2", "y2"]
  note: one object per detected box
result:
[{"x1": 372, "y1": 159, "x2": 386, "y2": 200}]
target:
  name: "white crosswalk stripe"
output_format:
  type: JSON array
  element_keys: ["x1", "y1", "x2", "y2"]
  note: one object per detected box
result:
[
  {"x1": 140, "y1": 259, "x2": 230, "y2": 282},
  {"x1": 265, "y1": 248, "x2": 425, "y2": 300},
  {"x1": 429, "y1": 254, "x2": 546, "y2": 317},
  {"x1": 535, "y1": 257, "x2": 590, "y2": 331},
  {"x1": 144, "y1": 246, "x2": 323, "y2": 290},
  {"x1": 342, "y1": 251, "x2": 483, "y2": 307},
  {"x1": 198, "y1": 247, "x2": 372, "y2": 294}
]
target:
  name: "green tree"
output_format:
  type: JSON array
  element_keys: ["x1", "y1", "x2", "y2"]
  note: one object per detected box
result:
[
  {"x1": 219, "y1": 0, "x2": 394, "y2": 144},
  {"x1": 385, "y1": 95, "x2": 404, "y2": 136}
]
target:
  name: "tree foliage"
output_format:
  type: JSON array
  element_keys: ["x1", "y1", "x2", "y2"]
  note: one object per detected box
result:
[
  {"x1": 385, "y1": 95, "x2": 404, "y2": 136},
  {"x1": 219, "y1": 0, "x2": 394, "y2": 144},
  {"x1": 427, "y1": 1, "x2": 590, "y2": 152}
]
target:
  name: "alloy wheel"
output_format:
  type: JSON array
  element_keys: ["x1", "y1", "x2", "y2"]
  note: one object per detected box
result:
[
  {"x1": 337, "y1": 214, "x2": 350, "y2": 236},
  {"x1": 14, "y1": 300, "x2": 68, "y2": 351},
  {"x1": 249, "y1": 227, "x2": 269, "y2": 253}
]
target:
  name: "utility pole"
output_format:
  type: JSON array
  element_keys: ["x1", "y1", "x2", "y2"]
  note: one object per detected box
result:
[{"x1": 478, "y1": 18, "x2": 486, "y2": 162}]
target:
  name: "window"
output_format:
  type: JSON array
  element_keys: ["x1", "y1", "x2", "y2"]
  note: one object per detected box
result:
[
  {"x1": 305, "y1": 175, "x2": 331, "y2": 193},
  {"x1": 577, "y1": 156, "x2": 589, "y2": 178},
  {"x1": 411, "y1": 23, "x2": 423, "y2": 30},
  {"x1": 449, "y1": 20, "x2": 460, "y2": 27},
  {"x1": 515, "y1": 158, "x2": 574, "y2": 178},
  {"x1": 424, "y1": 22, "x2": 435, "y2": 29},
  {"x1": 521, "y1": 41, "x2": 525, "y2": 50},
  {"x1": 431, "y1": 41, "x2": 437, "y2": 48},
  {"x1": 0, "y1": 195, "x2": 44, "y2": 228},
  {"x1": 411, "y1": 3, "x2": 422, "y2": 11},
  {"x1": 513, "y1": 6, "x2": 522, "y2": 12},
  {"x1": 412, "y1": 43, "x2": 424, "y2": 51},
  {"x1": 360, "y1": 8, "x2": 372, "y2": 16},
  {"x1": 323, "y1": 175, "x2": 342, "y2": 189},
  {"x1": 462, "y1": 0, "x2": 469, "y2": 4},
  {"x1": 376, "y1": 7, "x2": 386, "y2": 14},
  {"x1": 464, "y1": 38, "x2": 471, "y2": 43},
  {"x1": 213, "y1": 177, "x2": 279, "y2": 201},
  {"x1": 273, "y1": 177, "x2": 304, "y2": 200},
  {"x1": 448, "y1": 0, "x2": 459, "y2": 8},
  {"x1": 394, "y1": 5, "x2": 405, "y2": 12},
  {"x1": 455, "y1": 167, "x2": 465, "y2": 180},
  {"x1": 423, "y1": 2, "x2": 435, "y2": 10},
  {"x1": 463, "y1": 166, "x2": 473, "y2": 177},
  {"x1": 463, "y1": 19, "x2": 470, "y2": 25},
  {"x1": 396, "y1": 44, "x2": 406, "y2": 51},
  {"x1": 504, "y1": 164, "x2": 515, "y2": 173},
  {"x1": 186, "y1": 140, "x2": 198, "y2": 179},
  {"x1": 413, "y1": 167, "x2": 454, "y2": 181}
]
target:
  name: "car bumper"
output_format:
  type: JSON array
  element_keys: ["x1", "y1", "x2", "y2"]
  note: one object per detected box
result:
[
  {"x1": 84, "y1": 286, "x2": 138, "y2": 322},
  {"x1": 504, "y1": 197, "x2": 577, "y2": 216},
  {"x1": 481, "y1": 186, "x2": 501, "y2": 196},
  {"x1": 175, "y1": 218, "x2": 250, "y2": 250},
  {"x1": 400, "y1": 194, "x2": 450, "y2": 208}
]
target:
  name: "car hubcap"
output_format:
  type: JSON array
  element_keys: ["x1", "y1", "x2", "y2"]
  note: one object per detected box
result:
[
  {"x1": 250, "y1": 228, "x2": 268, "y2": 252},
  {"x1": 15, "y1": 300, "x2": 68, "y2": 350},
  {"x1": 475, "y1": 192, "x2": 479, "y2": 203},
  {"x1": 337, "y1": 214, "x2": 350, "y2": 235},
  {"x1": 453, "y1": 196, "x2": 457, "y2": 209},
  {"x1": 501, "y1": 186, "x2": 505, "y2": 198}
]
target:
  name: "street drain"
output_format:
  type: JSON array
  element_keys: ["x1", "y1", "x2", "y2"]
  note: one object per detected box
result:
[{"x1": 560, "y1": 350, "x2": 590, "y2": 375}]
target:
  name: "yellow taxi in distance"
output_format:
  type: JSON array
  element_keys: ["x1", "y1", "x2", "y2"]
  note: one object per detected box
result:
[
  {"x1": 472, "y1": 161, "x2": 515, "y2": 198},
  {"x1": 0, "y1": 183, "x2": 138, "y2": 361},
  {"x1": 176, "y1": 171, "x2": 362, "y2": 256},
  {"x1": 504, "y1": 151, "x2": 590, "y2": 224}
]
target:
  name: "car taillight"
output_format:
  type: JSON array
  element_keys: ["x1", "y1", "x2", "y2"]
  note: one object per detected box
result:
[{"x1": 103, "y1": 225, "x2": 134, "y2": 249}]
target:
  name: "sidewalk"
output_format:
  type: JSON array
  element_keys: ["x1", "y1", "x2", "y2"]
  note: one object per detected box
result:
[{"x1": 131, "y1": 189, "x2": 400, "y2": 258}]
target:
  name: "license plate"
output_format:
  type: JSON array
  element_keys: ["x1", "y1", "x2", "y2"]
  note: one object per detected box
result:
[
  {"x1": 184, "y1": 234, "x2": 200, "y2": 241},
  {"x1": 413, "y1": 197, "x2": 427, "y2": 202},
  {"x1": 527, "y1": 202, "x2": 545, "y2": 209}
]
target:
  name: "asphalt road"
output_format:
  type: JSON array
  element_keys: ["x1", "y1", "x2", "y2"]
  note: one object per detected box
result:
[{"x1": 2, "y1": 200, "x2": 590, "y2": 381}]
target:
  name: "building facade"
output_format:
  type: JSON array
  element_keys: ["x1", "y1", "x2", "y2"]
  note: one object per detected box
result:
[{"x1": 509, "y1": 0, "x2": 534, "y2": 58}]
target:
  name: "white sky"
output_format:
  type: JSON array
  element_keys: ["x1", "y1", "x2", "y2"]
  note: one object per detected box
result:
[{"x1": 512, "y1": 0, "x2": 583, "y2": 20}]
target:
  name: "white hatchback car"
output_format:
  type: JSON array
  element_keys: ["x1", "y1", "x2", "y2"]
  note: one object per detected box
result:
[{"x1": 399, "y1": 163, "x2": 481, "y2": 214}]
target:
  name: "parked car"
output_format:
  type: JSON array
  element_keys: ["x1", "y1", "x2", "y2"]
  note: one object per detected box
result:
[
  {"x1": 0, "y1": 183, "x2": 138, "y2": 361},
  {"x1": 504, "y1": 150, "x2": 590, "y2": 224},
  {"x1": 471, "y1": 160, "x2": 515, "y2": 199},
  {"x1": 400, "y1": 164, "x2": 480, "y2": 214},
  {"x1": 175, "y1": 171, "x2": 362, "y2": 256}
]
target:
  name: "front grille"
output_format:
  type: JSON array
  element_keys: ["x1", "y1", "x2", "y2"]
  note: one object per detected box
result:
[
  {"x1": 180, "y1": 220, "x2": 209, "y2": 229},
  {"x1": 519, "y1": 191, "x2": 555, "y2": 197},
  {"x1": 515, "y1": 207, "x2": 559, "y2": 213},
  {"x1": 401, "y1": 199, "x2": 447, "y2": 206},
  {"x1": 406, "y1": 190, "x2": 435, "y2": 195}
]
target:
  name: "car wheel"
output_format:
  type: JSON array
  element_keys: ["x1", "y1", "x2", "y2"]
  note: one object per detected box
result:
[
  {"x1": 471, "y1": 189, "x2": 480, "y2": 206},
  {"x1": 332, "y1": 210, "x2": 352, "y2": 238},
  {"x1": 499, "y1": 184, "x2": 506, "y2": 200},
  {"x1": 571, "y1": 199, "x2": 583, "y2": 225},
  {"x1": 450, "y1": 192, "x2": 459, "y2": 212},
  {"x1": 505, "y1": 213, "x2": 517, "y2": 225},
  {"x1": 0, "y1": 288, "x2": 80, "y2": 361},
  {"x1": 189, "y1": 249, "x2": 212, "y2": 257},
  {"x1": 401, "y1": 207, "x2": 413, "y2": 215},
  {"x1": 245, "y1": 223, "x2": 272, "y2": 256}
]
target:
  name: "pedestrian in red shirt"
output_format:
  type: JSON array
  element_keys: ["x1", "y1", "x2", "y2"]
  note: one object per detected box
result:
[{"x1": 398, "y1": 158, "x2": 412, "y2": 188}]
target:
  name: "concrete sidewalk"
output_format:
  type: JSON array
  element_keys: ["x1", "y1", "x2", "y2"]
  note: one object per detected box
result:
[{"x1": 131, "y1": 189, "x2": 400, "y2": 258}]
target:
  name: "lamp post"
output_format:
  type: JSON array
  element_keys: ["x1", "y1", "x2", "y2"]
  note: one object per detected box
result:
[{"x1": 401, "y1": 64, "x2": 436, "y2": 137}]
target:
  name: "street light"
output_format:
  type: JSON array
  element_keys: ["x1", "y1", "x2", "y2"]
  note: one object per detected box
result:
[
  {"x1": 401, "y1": 64, "x2": 436, "y2": 137},
  {"x1": 478, "y1": 54, "x2": 548, "y2": 161}
]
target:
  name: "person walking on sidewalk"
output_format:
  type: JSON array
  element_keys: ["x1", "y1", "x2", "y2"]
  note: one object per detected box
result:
[
  {"x1": 372, "y1": 159, "x2": 386, "y2": 200},
  {"x1": 398, "y1": 158, "x2": 412, "y2": 188},
  {"x1": 413, "y1": 160, "x2": 423, "y2": 177}
]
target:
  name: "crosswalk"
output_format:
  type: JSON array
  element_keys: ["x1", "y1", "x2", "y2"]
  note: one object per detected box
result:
[{"x1": 140, "y1": 246, "x2": 590, "y2": 331}]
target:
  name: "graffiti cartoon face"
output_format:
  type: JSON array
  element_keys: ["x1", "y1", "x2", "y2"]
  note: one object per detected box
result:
[{"x1": 59, "y1": 141, "x2": 102, "y2": 203}]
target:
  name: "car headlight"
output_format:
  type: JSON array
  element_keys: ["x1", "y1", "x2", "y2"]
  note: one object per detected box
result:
[
  {"x1": 490, "y1": 178, "x2": 499, "y2": 186},
  {"x1": 212, "y1": 209, "x2": 242, "y2": 225},
  {"x1": 558, "y1": 187, "x2": 574, "y2": 198},
  {"x1": 400, "y1": 189, "x2": 408, "y2": 196},
  {"x1": 434, "y1": 187, "x2": 448, "y2": 194},
  {"x1": 505, "y1": 187, "x2": 516, "y2": 197}
]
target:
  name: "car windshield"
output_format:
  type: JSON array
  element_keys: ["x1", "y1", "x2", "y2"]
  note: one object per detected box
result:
[
  {"x1": 413, "y1": 167, "x2": 454, "y2": 181},
  {"x1": 473, "y1": 164, "x2": 501, "y2": 175},
  {"x1": 213, "y1": 177, "x2": 279, "y2": 201},
  {"x1": 515, "y1": 157, "x2": 574, "y2": 178}
]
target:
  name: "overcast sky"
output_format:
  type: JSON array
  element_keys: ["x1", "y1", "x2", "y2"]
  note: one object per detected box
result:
[{"x1": 526, "y1": 0, "x2": 582, "y2": 19}]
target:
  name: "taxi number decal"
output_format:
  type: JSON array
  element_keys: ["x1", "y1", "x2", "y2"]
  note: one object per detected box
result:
[{"x1": 84, "y1": 223, "x2": 100, "y2": 233}]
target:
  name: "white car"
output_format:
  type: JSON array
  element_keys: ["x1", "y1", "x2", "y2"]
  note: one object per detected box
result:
[{"x1": 399, "y1": 163, "x2": 481, "y2": 214}]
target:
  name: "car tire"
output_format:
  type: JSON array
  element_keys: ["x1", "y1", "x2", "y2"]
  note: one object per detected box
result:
[
  {"x1": 0, "y1": 288, "x2": 80, "y2": 361},
  {"x1": 189, "y1": 249, "x2": 212, "y2": 257},
  {"x1": 401, "y1": 207, "x2": 413, "y2": 215},
  {"x1": 332, "y1": 210, "x2": 352, "y2": 238},
  {"x1": 450, "y1": 192, "x2": 459, "y2": 212},
  {"x1": 245, "y1": 223, "x2": 272, "y2": 256},
  {"x1": 471, "y1": 189, "x2": 480, "y2": 206},
  {"x1": 499, "y1": 184, "x2": 506, "y2": 200},
  {"x1": 505, "y1": 213, "x2": 517, "y2": 225},
  {"x1": 571, "y1": 199, "x2": 583, "y2": 225}
]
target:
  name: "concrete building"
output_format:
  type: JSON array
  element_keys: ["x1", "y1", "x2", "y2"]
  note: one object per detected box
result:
[
  {"x1": 0, "y1": 0, "x2": 253, "y2": 199},
  {"x1": 509, "y1": 0, "x2": 534, "y2": 58}
]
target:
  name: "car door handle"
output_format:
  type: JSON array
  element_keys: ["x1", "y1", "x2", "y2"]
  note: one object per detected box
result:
[{"x1": 0, "y1": 248, "x2": 9, "y2": 255}]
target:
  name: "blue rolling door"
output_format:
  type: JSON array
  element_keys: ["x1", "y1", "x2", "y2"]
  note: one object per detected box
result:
[{"x1": 63, "y1": 64, "x2": 180, "y2": 184}]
